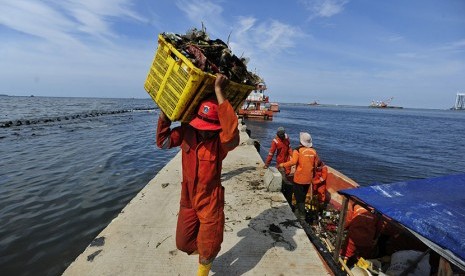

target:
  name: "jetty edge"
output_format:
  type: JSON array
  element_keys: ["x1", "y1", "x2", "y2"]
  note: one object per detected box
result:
[{"x1": 62, "y1": 121, "x2": 331, "y2": 275}]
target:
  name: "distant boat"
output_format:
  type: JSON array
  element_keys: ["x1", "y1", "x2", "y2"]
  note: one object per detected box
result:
[
  {"x1": 237, "y1": 82, "x2": 275, "y2": 120},
  {"x1": 308, "y1": 101, "x2": 319, "y2": 106},
  {"x1": 269, "y1": 102, "x2": 280, "y2": 112},
  {"x1": 369, "y1": 97, "x2": 403, "y2": 109}
]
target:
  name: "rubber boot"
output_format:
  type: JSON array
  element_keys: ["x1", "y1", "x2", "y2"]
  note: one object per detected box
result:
[
  {"x1": 318, "y1": 202, "x2": 327, "y2": 216},
  {"x1": 293, "y1": 208, "x2": 300, "y2": 220},
  {"x1": 197, "y1": 262, "x2": 212, "y2": 276},
  {"x1": 295, "y1": 203, "x2": 306, "y2": 221}
]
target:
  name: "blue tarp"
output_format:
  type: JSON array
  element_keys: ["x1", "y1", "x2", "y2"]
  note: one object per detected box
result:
[{"x1": 339, "y1": 173, "x2": 465, "y2": 269}]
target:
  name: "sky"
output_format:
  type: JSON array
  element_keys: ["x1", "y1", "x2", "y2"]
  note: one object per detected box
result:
[{"x1": 0, "y1": 0, "x2": 464, "y2": 109}]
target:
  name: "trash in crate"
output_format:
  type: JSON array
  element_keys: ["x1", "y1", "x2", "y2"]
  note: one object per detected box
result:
[
  {"x1": 162, "y1": 26, "x2": 261, "y2": 85},
  {"x1": 144, "y1": 25, "x2": 262, "y2": 122}
]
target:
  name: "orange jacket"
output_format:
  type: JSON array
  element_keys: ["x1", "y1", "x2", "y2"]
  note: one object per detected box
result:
[
  {"x1": 265, "y1": 134, "x2": 292, "y2": 168},
  {"x1": 345, "y1": 204, "x2": 377, "y2": 247},
  {"x1": 313, "y1": 164, "x2": 328, "y2": 185},
  {"x1": 156, "y1": 100, "x2": 239, "y2": 209},
  {"x1": 281, "y1": 146, "x2": 319, "y2": 185}
]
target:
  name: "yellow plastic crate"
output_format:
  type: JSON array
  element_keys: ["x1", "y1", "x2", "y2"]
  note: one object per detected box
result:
[{"x1": 144, "y1": 35, "x2": 255, "y2": 122}]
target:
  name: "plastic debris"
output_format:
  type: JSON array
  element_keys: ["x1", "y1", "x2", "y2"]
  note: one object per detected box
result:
[{"x1": 162, "y1": 26, "x2": 261, "y2": 86}]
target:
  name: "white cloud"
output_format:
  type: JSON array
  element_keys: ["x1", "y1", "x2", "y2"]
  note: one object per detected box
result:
[
  {"x1": 396, "y1": 52, "x2": 423, "y2": 59},
  {"x1": 172, "y1": 2, "x2": 304, "y2": 75},
  {"x1": 384, "y1": 35, "x2": 404, "y2": 43},
  {"x1": 58, "y1": 0, "x2": 146, "y2": 39},
  {"x1": 175, "y1": 0, "x2": 225, "y2": 36},
  {"x1": 435, "y1": 39, "x2": 465, "y2": 53},
  {"x1": 254, "y1": 20, "x2": 303, "y2": 52},
  {"x1": 230, "y1": 17, "x2": 304, "y2": 57},
  {"x1": 236, "y1": 16, "x2": 256, "y2": 34},
  {"x1": 0, "y1": 0, "x2": 145, "y2": 46},
  {"x1": 0, "y1": 0, "x2": 152, "y2": 98},
  {"x1": 300, "y1": 0, "x2": 348, "y2": 19},
  {"x1": 0, "y1": 1, "x2": 79, "y2": 45},
  {"x1": 226, "y1": 17, "x2": 305, "y2": 81}
]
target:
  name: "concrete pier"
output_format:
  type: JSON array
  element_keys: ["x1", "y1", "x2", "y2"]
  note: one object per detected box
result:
[{"x1": 63, "y1": 124, "x2": 330, "y2": 275}]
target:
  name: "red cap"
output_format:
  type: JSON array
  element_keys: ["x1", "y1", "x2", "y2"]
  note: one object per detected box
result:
[{"x1": 189, "y1": 99, "x2": 221, "y2": 131}]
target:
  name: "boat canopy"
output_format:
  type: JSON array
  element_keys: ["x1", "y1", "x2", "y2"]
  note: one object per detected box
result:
[{"x1": 338, "y1": 173, "x2": 465, "y2": 270}]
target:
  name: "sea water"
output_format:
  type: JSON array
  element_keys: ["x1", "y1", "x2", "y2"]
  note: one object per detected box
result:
[
  {"x1": 1, "y1": 96, "x2": 464, "y2": 275},
  {"x1": 249, "y1": 104, "x2": 465, "y2": 185}
]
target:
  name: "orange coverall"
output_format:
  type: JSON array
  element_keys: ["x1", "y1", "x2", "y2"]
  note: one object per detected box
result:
[
  {"x1": 156, "y1": 100, "x2": 239, "y2": 264},
  {"x1": 340, "y1": 204, "x2": 378, "y2": 260},
  {"x1": 312, "y1": 164, "x2": 328, "y2": 204},
  {"x1": 265, "y1": 134, "x2": 292, "y2": 174}
]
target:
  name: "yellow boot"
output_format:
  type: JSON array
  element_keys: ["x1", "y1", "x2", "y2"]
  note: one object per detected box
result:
[{"x1": 197, "y1": 262, "x2": 212, "y2": 276}]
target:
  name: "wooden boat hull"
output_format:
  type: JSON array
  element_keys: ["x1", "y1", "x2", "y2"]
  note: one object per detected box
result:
[
  {"x1": 325, "y1": 166, "x2": 359, "y2": 209},
  {"x1": 299, "y1": 166, "x2": 359, "y2": 275},
  {"x1": 304, "y1": 167, "x2": 461, "y2": 275}
]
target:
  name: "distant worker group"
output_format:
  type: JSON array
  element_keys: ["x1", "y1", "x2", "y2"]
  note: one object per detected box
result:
[
  {"x1": 264, "y1": 127, "x2": 328, "y2": 221},
  {"x1": 263, "y1": 127, "x2": 407, "y2": 268}
]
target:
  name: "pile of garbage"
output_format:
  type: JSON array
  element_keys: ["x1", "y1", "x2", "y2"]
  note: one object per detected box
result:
[{"x1": 162, "y1": 27, "x2": 261, "y2": 86}]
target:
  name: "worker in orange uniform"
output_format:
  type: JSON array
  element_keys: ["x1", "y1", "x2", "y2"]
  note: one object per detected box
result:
[
  {"x1": 263, "y1": 127, "x2": 292, "y2": 172},
  {"x1": 340, "y1": 203, "x2": 378, "y2": 266},
  {"x1": 156, "y1": 74, "x2": 240, "y2": 276},
  {"x1": 312, "y1": 161, "x2": 328, "y2": 208},
  {"x1": 278, "y1": 132, "x2": 320, "y2": 221},
  {"x1": 263, "y1": 127, "x2": 293, "y2": 206}
]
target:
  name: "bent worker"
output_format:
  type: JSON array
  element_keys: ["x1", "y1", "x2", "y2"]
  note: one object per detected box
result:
[
  {"x1": 340, "y1": 203, "x2": 378, "y2": 266},
  {"x1": 263, "y1": 127, "x2": 293, "y2": 206},
  {"x1": 278, "y1": 132, "x2": 320, "y2": 221},
  {"x1": 156, "y1": 73, "x2": 240, "y2": 276}
]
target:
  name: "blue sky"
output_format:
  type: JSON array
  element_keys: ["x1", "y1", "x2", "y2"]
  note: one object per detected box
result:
[{"x1": 1, "y1": 0, "x2": 464, "y2": 109}]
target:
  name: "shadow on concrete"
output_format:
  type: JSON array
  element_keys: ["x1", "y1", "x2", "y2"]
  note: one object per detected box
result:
[
  {"x1": 221, "y1": 166, "x2": 257, "y2": 182},
  {"x1": 211, "y1": 205, "x2": 301, "y2": 275}
]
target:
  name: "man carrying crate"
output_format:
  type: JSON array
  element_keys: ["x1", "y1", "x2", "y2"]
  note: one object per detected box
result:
[{"x1": 156, "y1": 73, "x2": 240, "y2": 276}]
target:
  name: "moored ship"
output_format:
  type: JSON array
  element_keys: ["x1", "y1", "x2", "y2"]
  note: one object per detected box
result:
[
  {"x1": 370, "y1": 97, "x2": 403, "y2": 109},
  {"x1": 237, "y1": 82, "x2": 276, "y2": 120}
]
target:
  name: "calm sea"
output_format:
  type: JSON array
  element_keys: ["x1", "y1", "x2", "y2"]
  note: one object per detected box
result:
[{"x1": 1, "y1": 96, "x2": 464, "y2": 275}]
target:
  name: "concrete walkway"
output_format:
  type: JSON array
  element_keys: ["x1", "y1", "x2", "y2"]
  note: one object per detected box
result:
[{"x1": 63, "y1": 125, "x2": 330, "y2": 275}]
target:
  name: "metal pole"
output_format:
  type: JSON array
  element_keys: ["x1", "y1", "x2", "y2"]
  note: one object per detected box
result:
[{"x1": 333, "y1": 197, "x2": 349, "y2": 262}]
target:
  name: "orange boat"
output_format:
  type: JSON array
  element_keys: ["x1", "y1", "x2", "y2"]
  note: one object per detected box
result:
[
  {"x1": 237, "y1": 82, "x2": 275, "y2": 120},
  {"x1": 299, "y1": 167, "x2": 465, "y2": 275}
]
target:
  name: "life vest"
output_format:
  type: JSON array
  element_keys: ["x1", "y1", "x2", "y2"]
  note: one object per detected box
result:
[{"x1": 281, "y1": 146, "x2": 319, "y2": 185}]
